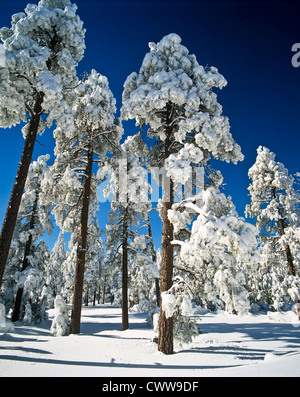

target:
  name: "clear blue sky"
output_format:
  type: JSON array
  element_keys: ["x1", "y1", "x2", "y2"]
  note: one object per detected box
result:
[{"x1": 0, "y1": 0, "x2": 300, "y2": 250}]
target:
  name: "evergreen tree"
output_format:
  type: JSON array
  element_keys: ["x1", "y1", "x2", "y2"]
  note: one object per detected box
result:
[
  {"x1": 105, "y1": 134, "x2": 153, "y2": 330},
  {"x1": 45, "y1": 231, "x2": 66, "y2": 307},
  {"x1": 246, "y1": 146, "x2": 300, "y2": 318},
  {"x1": 170, "y1": 184, "x2": 258, "y2": 316},
  {"x1": 41, "y1": 69, "x2": 122, "y2": 334},
  {"x1": 121, "y1": 33, "x2": 243, "y2": 354},
  {"x1": 84, "y1": 209, "x2": 105, "y2": 306},
  {"x1": 1, "y1": 155, "x2": 53, "y2": 322},
  {"x1": 0, "y1": 0, "x2": 85, "y2": 284}
]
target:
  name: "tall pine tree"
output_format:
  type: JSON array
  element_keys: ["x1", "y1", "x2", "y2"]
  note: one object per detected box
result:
[
  {"x1": 122, "y1": 33, "x2": 243, "y2": 354},
  {"x1": 42, "y1": 70, "x2": 122, "y2": 333},
  {"x1": 246, "y1": 146, "x2": 300, "y2": 318},
  {"x1": 0, "y1": 0, "x2": 85, "y2": 284}
]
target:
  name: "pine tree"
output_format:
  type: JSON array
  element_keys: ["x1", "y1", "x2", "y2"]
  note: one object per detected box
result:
[
  {"x1": 1, "y1": 155, "x2": 53, "y2": 322},
  {"x1": 42, "y1": 70, "x2": 122, "y2": 333},
  {"x1": 105, "y1": 134, "x2": 152, "y2": 330},
  {"x1": 45, "y1": 231, "x2": 66, "y2": 307},
  {"x1": 246, "y1": 146, "x2": 300, "y2": 318},
  {"x1": 84, "y1": 209, "x2": 105, "y2": 306},
  {"x1": 0, "y1": 0, "x2": 85, "y2": 284},
  {"x1": 170, "y1": 183, "x2": 258, "y2": 316},
  {"x1": 121, "y1": 33, "x2": 243, "y2": 354}
]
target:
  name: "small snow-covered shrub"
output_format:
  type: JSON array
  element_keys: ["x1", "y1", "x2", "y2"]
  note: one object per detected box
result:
[
  {"x1": 0, "y1": 302, "x2": 14, "y2": 333},
  {"x1": 50, "y1": 296, "x2": 69, "y2": 336}
]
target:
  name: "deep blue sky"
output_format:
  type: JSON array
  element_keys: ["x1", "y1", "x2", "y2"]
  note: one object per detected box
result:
[{"x1": 0, "y1": 0, "x2": 300, "y2": 249}]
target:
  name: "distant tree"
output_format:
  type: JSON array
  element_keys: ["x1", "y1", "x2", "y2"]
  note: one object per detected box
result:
[
  {"x1": 84, "y1": 209, "x2": 105, "y2": 306},
  {"x1": 105, "y1": 134, "x2": 153, "y2": 330},
  {"x1": 246, "y1": 146, "x2": 300, "y2": 318},
  {"x1": 0, "y1": 0, "x2": 85, "y2": 284},
  {"x1": 122, "y1": 33, "x2": 243, "y2": 354},
  {"x1": 45, "y1": 231, "x2": 66, "y2": 307}
]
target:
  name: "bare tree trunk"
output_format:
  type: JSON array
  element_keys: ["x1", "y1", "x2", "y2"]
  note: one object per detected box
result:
[
  {"x1": 158, "y1": 177, "x2": 174, "y2": 354},
  {"x1": 69, "y1": 147, "x2": 93, "y2": 335},
  {"x1": 85, "y1": 287, "x2": 89, "y2": 306},
  {"x1": 272, "y1": 187, "x2": 300, "y2": 320},
  {"x1": 155, "y1": 277, "x2": 160, "y2": 307},
  {"x1": 158, "y1": 105, "x2": 174, "y2": 355},
  {"x1": 102, "y1": 274, "x2": 106, "y2": 304},
  {"x1": 122, "y1": 207, "x2": 129, "y2": 331},
  {"x1": 0, "y1": 95, "x2": 43, "y2": 286},
  {"x1": 146, "y1": 212, "x2": 160, "y2": 306}
]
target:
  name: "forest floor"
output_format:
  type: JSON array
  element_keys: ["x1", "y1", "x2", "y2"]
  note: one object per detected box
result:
[{"x1": 1, "y1": 304, "x2": 300, "y2": 377}]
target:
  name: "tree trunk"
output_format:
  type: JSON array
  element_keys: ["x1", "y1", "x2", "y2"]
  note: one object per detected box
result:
[
  {"x1": 158, "y1": 105, "x2": 174, "y2": 355},
  {"x1": 122, "y1": 207, "x2": 129, "y2": 331},
  {"x1": 0, "y1": 95, "x2": 43, "y2": 286},
  {"x1": 158, "y1": 178, "x2": 174, "y2": 354},
  {"x1": 85, "y1": 287, "x2": 89, "y2": 306},
  {"x1": 272, "y1": 188, "x2": 300, "y2": 320},
  {"x1": 155, "y1": 277, "x2": 160, "y2": 307},
  {"x1": 102, "y1": 275, "x2": 106, "y2": 304},
  {"x1": 146, "y1": 212, "x2": 160, "y2": 306},
  {"x1": 11, "y1": 195, "x2": 39, "y2": 322},
  {"x1": 69, "y1": 147, "x2": 93, "y2": 335}
]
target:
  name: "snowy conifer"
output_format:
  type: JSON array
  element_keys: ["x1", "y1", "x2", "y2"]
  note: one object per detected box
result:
[
  {"x1": 170, "y1": 184, "x2": 258, "y2": 316},
  {"x1": 105, "y1": 134, "x2": 154, "y2": 329},
  {"x1": 0, "y1": 0, "x2": 85, "y2": 284},
  {"x1": 246, "y1": 146, "x2": 300, "y2": 317},
  {"x1": 45, "y1": 231, "x2": 66, "y2": 307},
  {"x1": 121, "y1": 33, "x2": 243, "y2": 354},
  {"x1": 42, "y1": 69, "x2": 122, "y2": 333},
  {"x1": 84, "y1": 209, "x2": 105, "y2": 306},
  {"x1": 50, "y1": 295, "x2": 69, "y2": 336},
  {"x1": 1, "y1": 155, "x2": 53, "y2": 323}
]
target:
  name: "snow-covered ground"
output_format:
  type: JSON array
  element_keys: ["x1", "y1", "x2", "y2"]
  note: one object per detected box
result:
[{"x1": 1, "y1": 305, "x2": 300, "y2": 377}]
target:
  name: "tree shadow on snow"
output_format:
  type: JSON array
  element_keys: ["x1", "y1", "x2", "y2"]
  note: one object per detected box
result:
[
  {"x1": 179, "y1": 345, "x2": 268, "y2": 361},
  {"x1": 0, "y1": 354, "x2": 241, "y2": 372},
  {"x1": 79, "y1": 319, "x2": 150, "y2": 336},
  {"x1": 199, "y1": 321, "x2": 300, "y2": 345}
]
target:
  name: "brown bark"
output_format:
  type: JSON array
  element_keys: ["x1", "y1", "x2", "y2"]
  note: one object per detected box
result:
[
  {"x1": 122, "y1": 207, "x2": 129, "y2": 331},
  {"x1": 158, "y1": 177, "x2": 174, "y2": 354},
  {"x1": 272, "y1": 188, "x2": 300, "y2": 320},
  {"x1": 158, "y1": 104, "x2": 174, "y2": 355},
  {"x1": 69, "y1": 147, "x2": 93, "y2": 335},
  {"x1": 146, "y1": 212, "x2": 160, "y2": 306},
  {"x1": 0, "y1": 95, "x2": 43, "y2": 286}
]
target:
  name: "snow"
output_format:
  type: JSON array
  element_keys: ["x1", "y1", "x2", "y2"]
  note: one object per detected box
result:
[
  {"x1": 1, "y1": 305, "x2": 300, "y2": 377},
  {"x1": 0, "y1": 303, "x2": 14, "y2": 334}
]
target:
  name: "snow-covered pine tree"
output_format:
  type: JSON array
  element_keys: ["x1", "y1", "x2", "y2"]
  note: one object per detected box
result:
[
  {"x1": 0, "y1": 0, "x2": 85, "y2": 284},
  {"x1": 170, "y1": 183, "x2": 259, "y2": 316},
  {"x1": 83, "y1": 209, "x2": 105, "y2": 306},
  {"x1": 129, "y1": 214, "x2": 160, "y2": 314},
  {"x1": 2, "y1": 155, "x2": 53, "y2": 323},
  {"x1": 41, "y1": 69, "x2": 122, "y2": 334},
  {"x1": 105, "y1": 134, "x2": 154, "y2": 330},
  {"x1": 246, "y1": 146, "x2": 300, "y2": 318},
  {"x1": 50, "y1": 295, "x2": 69, "y2": 336},
  {"x1": 121, "y1": 33, "x2": 243, "y2": 354},
  {"x1": 45, "y1": 231, "x2": 66, "y2": 307}
]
